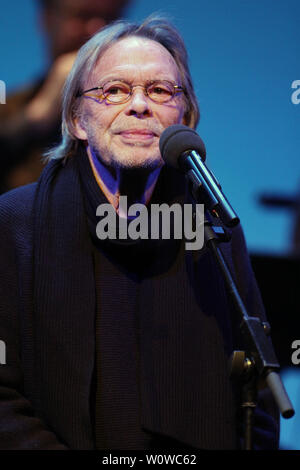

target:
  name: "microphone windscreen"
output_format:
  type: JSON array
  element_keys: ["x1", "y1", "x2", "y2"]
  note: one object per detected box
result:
[{"x1": 159, "y1": 124, "x2": 206, "y2": 169}]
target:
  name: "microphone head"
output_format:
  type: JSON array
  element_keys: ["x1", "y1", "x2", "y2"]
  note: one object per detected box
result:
[{"x1": 159, "y1": 124, "x2": 206, "y2": 169}]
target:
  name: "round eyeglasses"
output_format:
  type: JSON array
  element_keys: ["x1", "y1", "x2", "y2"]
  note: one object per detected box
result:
[{"x1": 76, "y1": 80, "x2": 185, "y2": 104}]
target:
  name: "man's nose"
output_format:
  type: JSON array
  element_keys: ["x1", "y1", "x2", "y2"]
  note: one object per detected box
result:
[{"x1": 125, "y1": 87, "x2": 152, "y2": 117}]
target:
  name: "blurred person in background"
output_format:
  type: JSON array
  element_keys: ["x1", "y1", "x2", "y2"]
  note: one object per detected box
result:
[{"x1": 0, "y1": 0, "x2": 130, "y2": 193}]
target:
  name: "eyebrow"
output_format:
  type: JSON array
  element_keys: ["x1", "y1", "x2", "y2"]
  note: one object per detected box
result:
[{"x1": 94, "y1": 76, "x2": 178, "y2": 85}]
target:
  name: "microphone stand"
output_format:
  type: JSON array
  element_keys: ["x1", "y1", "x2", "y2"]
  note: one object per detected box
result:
[{"x1": 188, "y1": 176, "x2": 295, "y2": 450}]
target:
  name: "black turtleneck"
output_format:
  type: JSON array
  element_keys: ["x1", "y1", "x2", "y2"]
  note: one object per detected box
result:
[{"x1": 76, "y1": 150, "x2": 188, "y2": 450}]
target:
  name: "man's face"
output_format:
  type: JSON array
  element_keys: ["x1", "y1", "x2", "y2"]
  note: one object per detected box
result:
[{"x1": 75, "y1": 36, "x2": 186, "y2": 171}]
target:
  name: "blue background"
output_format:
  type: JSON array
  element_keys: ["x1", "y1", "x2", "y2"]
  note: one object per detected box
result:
[{"x1": 0, "y1": 0, "x2": 299, "y2": 449}]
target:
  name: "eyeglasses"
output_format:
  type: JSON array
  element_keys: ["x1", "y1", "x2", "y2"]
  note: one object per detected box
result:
[{"x1": 76, "y1": 79, "x2": 185, "y2": 104}]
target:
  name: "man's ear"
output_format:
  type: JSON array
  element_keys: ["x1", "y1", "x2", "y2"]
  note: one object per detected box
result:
[
  {"x1": 182, "y1": 113, "x2": 188, "y2": 126},
  {"x1": 73, "y1": 116, "x2": 88, "y2": 141},
  {"x1": 180, "y1": 104, "x2": 189, "y2": 127}
]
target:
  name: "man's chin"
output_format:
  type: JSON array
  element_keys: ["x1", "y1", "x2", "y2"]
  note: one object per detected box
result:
[
  {"x1": 111, "y1": 155, "x2": 164, "y2": 171},
  {"x1": 90, "y1": 143, "x2": 164, "y2": 172}
]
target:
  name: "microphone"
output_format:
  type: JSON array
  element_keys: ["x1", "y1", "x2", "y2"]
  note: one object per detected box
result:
[{"x1": 159, "y1": 124, "x2": 240, "y2": 228}]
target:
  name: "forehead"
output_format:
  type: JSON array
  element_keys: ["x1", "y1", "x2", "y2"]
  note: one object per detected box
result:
[{"x1": 89, "y1": 37, "x2": 181, "y2": 84}]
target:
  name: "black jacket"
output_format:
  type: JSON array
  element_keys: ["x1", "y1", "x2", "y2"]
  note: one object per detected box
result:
[{"x1": 0, "y1": 151, "x2": 279, "y2": 449}]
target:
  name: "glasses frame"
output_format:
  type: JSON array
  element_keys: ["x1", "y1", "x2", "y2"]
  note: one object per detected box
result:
[{"x1": 76, "y1": 79, "x2": 185, "y2": 104}]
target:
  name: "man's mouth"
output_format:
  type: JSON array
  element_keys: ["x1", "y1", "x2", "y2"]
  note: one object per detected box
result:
[{"x1": 118, "y1": 129, "x2": 157, "y2": 140}]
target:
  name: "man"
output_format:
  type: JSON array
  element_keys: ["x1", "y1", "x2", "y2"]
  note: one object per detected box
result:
[
  {"x1": 0, "y1": 17, "x2": 278, "y2": 450},
  {"x1": 0, "y1": 0, "x2": 130, "y2": 193}
]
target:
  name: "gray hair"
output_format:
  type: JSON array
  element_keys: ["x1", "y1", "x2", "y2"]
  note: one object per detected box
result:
[{"x1": 45, "y1": 15, "x2": 200, "y2": 161}]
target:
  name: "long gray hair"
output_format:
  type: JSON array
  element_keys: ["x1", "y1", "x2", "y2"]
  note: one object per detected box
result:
[{"x1": 45, "y1": 15, "x2": 200, "y2": 161}]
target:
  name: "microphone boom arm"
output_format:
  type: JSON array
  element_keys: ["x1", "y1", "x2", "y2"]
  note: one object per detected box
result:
[{"x1": 181, "y1": 150, "x2": 240, "y2": 227}]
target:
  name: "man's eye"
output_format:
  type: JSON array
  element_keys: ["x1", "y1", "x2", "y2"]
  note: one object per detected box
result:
[
  {"x1": 105, "y1": 85, "x2": 128, "y2": 95},
  {"x1": 153, "y1": 87, "x2": 169, "y2": 94},
  {"x1": 150, "y1": 85, "x2": 172, "y2": 95},
  {"x1": 108, "y1": 87, "x2": 122, "y2": 94}
]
